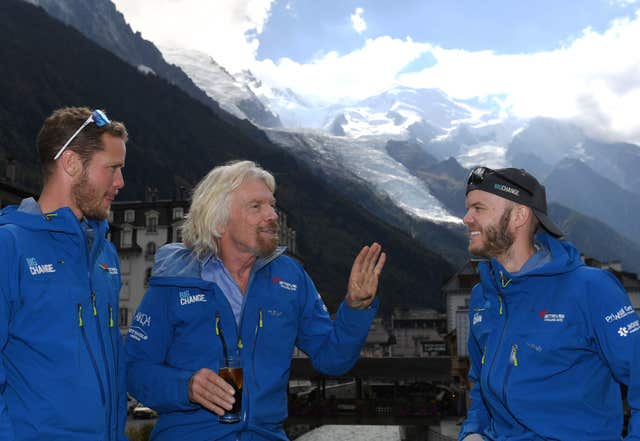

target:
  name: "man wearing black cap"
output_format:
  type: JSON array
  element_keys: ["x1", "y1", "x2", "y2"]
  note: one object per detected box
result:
[{"x1": 458, "y1": 167, "x2": 640, "y2": 441}]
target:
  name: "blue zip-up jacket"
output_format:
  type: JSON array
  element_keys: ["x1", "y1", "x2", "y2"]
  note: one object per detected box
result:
[
  {"x1": 459, "y1": 233, "x2": 640, "y2": 441},
  {"x1": 126, "y1": 243, "x2": 378, "y2": 441},
  {"x1": 0, "y1": 199, "x2": 128, "y2": 441}
]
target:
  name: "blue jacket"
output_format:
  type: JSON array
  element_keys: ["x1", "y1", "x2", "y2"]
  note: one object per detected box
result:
[
  {"x1": 126, "y1": 243, "x2": 378, "y2": 441},
  {"x1": 459, "y1": 233, "x2": 640, "y2": 441},
  {"x1": 0, "y1": 199, "x2": 127, "y2": 441}
]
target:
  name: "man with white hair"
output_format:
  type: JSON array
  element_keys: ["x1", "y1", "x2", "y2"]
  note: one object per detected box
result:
[
  {"x1": 458, "y1": 166, "x2": 639, "y2": 440},
  {"x1": 126, "y1": 160, "x2": 386, "y2": 441}
]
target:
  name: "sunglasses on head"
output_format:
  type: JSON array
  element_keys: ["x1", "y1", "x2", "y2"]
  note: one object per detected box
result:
[
  {"x1": 53, "y1": 109, "x2": 111, "y2": 160},
  {"x1": 467, "y1": 166, "x2": 534, "y2": 195}
]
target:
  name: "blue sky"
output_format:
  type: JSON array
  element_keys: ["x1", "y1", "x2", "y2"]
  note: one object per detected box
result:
[
  {"x1": 114, "y1": 0, "x2": 640, "y2": 142},
  {"x1": 257, "y1": 0, "x2": 636, "y2": 62}
]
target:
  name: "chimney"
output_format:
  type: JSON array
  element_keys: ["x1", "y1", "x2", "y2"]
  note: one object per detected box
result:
[{"x1": 145, "y1": 187, "x2": 159, "y2": 202}]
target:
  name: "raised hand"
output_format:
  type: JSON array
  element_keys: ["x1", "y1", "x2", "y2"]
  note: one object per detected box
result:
[{"x1": 345, "y1": 242, "x2": 386, "y2": 309}]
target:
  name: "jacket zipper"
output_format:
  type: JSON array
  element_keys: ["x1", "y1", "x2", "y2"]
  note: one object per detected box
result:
[
  {"x1": 502, "y1": 344, "x2": 519, "y2": 404},
  {"x1": 233, "y1": 268, "x2": 261, "y2": 423},
  {"x1": 108, "y1": 304, "x2": 117, "y2": 352},
  {"x1": 485, "y1": 266, "x2": 527, "y2": 430},
  {"x1": 77, "y1": 218, "x2": 115, "y2": 441},
  {"x1": 107, "y1": 303, "x2": 119, "y2": 439},
  {"x1": 79, "y1": 226, "x2": 117, "y2": 441},
  {"x1": 107, "y1": 304, "x2": 119, "y2": 383},
  {"x1": 215, "y1": 313, "x2": 230, "y2": 358},
  {"x1": 485, "y1": 292, "x2": 508, "y2": 399},
  {"x1": 251, "y1": 308, "x2": 263, "y2": 388},
  {"x1": 78, "y1": 303, "x2": 106, "y2": 406},
  {"x1": 217, "y1": 256, "x2": 280, "y2": 424},
  {"x1": 92, "y1": 292, "x2": 113, "y2": 441}
]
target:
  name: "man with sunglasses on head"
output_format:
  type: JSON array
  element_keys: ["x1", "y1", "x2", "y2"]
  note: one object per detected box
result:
[
  {"x1": 458, "y1": 167, "x2": 640, "y2": 441},
  {"x1": 0, "y1": 107, "x2": 128, "y2": 441}
]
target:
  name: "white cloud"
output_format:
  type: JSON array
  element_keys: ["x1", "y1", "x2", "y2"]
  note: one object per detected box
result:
[
  {"x1": 351, "y1": 7, "x2": 367, "y2": 34},
  {"x1": 609, "y1": 0, "x2": 640, "y2": 5},
  {"x1": 398, "y1": 11, "x2": 640, "y2": 143},
  {"x1": 253, "y1": 36, "x2": 430, "y2": 104},
  {"x1": 111, "y1": 1, "x2": 640, "y2": 143},
  {"x1": 112, "y1": 0, "x2": 274, "y2": 72}
]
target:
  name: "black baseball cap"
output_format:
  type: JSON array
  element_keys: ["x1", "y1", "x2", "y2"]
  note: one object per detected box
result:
[{"x1": 466, "y1": 166, "x2": 563, "y2": 238}]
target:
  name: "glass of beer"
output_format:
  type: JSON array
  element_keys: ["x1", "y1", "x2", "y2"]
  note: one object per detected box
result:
[{"x1": 218, "y1": 354, "x2": 243, "y2": 423}]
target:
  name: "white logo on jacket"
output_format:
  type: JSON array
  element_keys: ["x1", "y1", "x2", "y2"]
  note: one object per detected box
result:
[
  {"x1": 543, "y1": 313, "x2": 565, "y2": 323},
  {"x1": 179, "y1": 289, "x2": 206, "y2": 305},
  {"x1": 618, "y1": 320, "x2": 640, "y2": 337},
  {"x1": 605, "y1": 305, "x2": 635, "y2": 323},
  {"x1": 473, "y1": 312, "x2": 483, "y2": 325},
  {"x1": 279, "y1": 281, "x2": 297, "y2": 291},
  {"x1": 26, "y1": 257, "x2": 56, "y2": 275},
  {"x1": 99, "y1": 263, "x2": 119, "y2": 275},
  {"x1": 128, "y1": 326, "x2": 148, "y2": 341},
  {"x1": 135, "y1": 312, "x2": 152, "y2": 327}
]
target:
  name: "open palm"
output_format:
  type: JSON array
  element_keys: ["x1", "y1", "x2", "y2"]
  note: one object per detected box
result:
[{"x1": 346, "y1": 242, "x2": 386, "y2": 309}]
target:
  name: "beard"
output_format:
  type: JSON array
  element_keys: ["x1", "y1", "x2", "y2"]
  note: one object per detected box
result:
[
  {"x1": 71, "y1": 169, "x2": 109, "y2": 220},
  {"x1": 471, "y1": 207, "x2": 514, "y2": 258},
  {"x1": 255, "y1": 220, "x2": 279, "y2": 258}
]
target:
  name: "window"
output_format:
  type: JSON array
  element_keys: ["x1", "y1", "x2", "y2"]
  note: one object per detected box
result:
[
  {"x1": 120, "y1": 256, "x2": 131, "y2": 275},
  {"x1": 120, "y1": 278, "x2": 130, "y2": 300},
  {"x1": 121, "y1": 227, "x2": 132, "y2": 248},
  {"x1": 119, "y1": 307, "x2": 129, "y2": 328},
  {"x1": 173, "y1": 207, "x2": 184, "y2": 221},
  {"x1": 175, "y1": 227, "x2": 183, "y2": 243},
  {"x1": 145, "y1": 242, "x2": 157, "y2": 260},
  {"x1": 146, "y1": 216, "x2": 158, "y2": 233},
  {"x1": 145, "y1": 211, "x2": 159, "y2": 233},
  {"x1": 124, "y1": 209, "x2": 135, "y2": 223}
]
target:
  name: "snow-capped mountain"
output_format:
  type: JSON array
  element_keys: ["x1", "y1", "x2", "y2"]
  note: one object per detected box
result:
[
  {"x1": 160, "y1": 47, "x2": 281, "y2": 128},
  {"x1": 146, "y1": 46, "x2": 640, "y2": 251},
  {"x1": 237, "y1": 71, "x2": 328, "y2": 128},
  {"x1": 266, "y1": 129, "x2": 461, "y2": 224},
  {"x1": 363, "y1": 87, "x2": 473, "y2": 124},
  {"x1": 509, "y1": 117, "x2": 640, "y2": 196},
  {"x1": 426, "y1": 117, "x2": 525, "y2": 168},
  {"x1": 324, "y1": 86, "x2": 483, "y2": 139},
  {"x1": 20, "y1": 0, "x2": 640, "y2": 270},
  {"x1": 272, "y1": 83, "x2": 526, "y2": 171}
]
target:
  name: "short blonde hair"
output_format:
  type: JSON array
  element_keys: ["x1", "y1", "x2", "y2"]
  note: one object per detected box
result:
[{"x1": 182, "y1": 160, "x2": 276, "y2": 259}]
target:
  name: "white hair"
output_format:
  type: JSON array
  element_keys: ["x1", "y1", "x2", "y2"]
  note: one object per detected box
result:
[{"x1": 181, "y1": 160, "x2": 276, "y2": 259}]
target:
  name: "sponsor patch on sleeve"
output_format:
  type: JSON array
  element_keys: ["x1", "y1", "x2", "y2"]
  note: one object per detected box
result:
[
  {"x1": 128, "y1": 326, "x2": 148, "y2": 342},
  {"x1": 618, "y1": 320, "x2": 640, "y2": 338}
]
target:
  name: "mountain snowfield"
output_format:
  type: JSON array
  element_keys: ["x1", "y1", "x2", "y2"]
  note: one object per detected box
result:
[
  {"x1": 160, "y1": 46, "x2": 282, "y2": 128},
  {"x1": 266, "y1": 129, "x2": 461, "y2": 224},
  {"x1": 161, "y1": 46, "x2": 255, "y2": 120},
  {"x1": 160, "y1": 48, "x2": 518, "y2": 223},
  {"x1": 160, "y1": 44, "x2": 640, "y2": 253}
]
